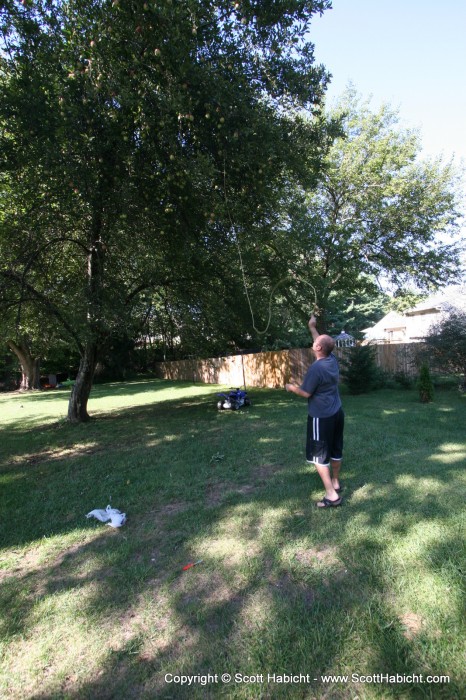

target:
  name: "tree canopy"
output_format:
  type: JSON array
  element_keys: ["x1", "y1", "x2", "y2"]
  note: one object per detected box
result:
[
  {"x1": 2, "y1": 7, "x2": 464, "y2": 405},
  {"x1": 0, "y1": 0, "x2": 335, "y2": 419},
  {"x1": 276, "y1": 89, "x2": 464, "y2": 325}
]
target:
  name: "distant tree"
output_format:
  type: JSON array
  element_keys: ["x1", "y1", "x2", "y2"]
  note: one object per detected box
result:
[
  {"x1": 422, "y1": 311, "x2": 466, "y2": 389},
  {"x1": 278, "y1": 89, "x2": 463, "y2": 326},
  {"x1": 418, "y1": 363, "x2": 434, "y2": 403},
  {"x1": 387, "y1": 289, "x2": 427, "y2": 313},
  {"x1": 6, "y1": 337, "x2": 41, "y2": 390},
  {"x1": 323, "y1": 278, "x2": 390, "y2": 338},
  {"x1": 341, "y1": 344, "x2": 378, "y2": 394}
]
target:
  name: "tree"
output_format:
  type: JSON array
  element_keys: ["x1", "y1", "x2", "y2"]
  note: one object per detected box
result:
[
  {"x1": 340, "y1": 344, "x2": 378, "y2": 394},
  {"x1": 418, "y1": 363, "x2": 434, "y2": 403},
  {"x1": 0, "y1": 0, "x2": 334, "y2": 420},
  {"x1": 7, "y1": 338, "x2": 41, "y2": 390},
  {"x1": 422, "y1": 310, "x2": 466, "y2": 389},
  {"x1": 321, "y1": 278, "x2": 390, "y2": 338},
  {"x1": 275, "y1": 89, "x2": 463, "y2": 327},
  {"x1": 0, "y1": 301, "x2": 57, "y2": 390}
]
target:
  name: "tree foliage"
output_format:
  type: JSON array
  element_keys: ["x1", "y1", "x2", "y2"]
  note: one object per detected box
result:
[
  {"x1": 422, "y1": 310, "x2": 466, "y2": 388},
  {"x1": 418, "y1": 363, "x2": 434, "y2": 403},
  {"x1": 278, "y1": 89, "x2": 464, "y2": 328},
  {"x1": 340, "y1": 344, "x2": 378, "y2": 395},
  {"x1": 0, "y1": 0, "x2": 334, "y2": 419}
]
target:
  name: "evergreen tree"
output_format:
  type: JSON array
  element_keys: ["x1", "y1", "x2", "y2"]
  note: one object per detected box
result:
[
  {"x1": 418, "y1": 363, "x2": 434, "y2": 403},
  {"x1": 341, "y1": 344, "x2": 378, "y2": 395}
]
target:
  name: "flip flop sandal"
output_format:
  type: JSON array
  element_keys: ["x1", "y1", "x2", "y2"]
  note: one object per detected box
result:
[
  {"x1": 335, "y1": 484, "x2": 343, "y2": 494},
  {"x1": 316, "y1": 496, "x2": 342, "y2": 508}
]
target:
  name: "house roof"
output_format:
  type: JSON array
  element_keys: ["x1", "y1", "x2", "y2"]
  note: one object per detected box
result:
[
  {"x1": 363, "y1": 284, "x2": 466, "y2": 341},
  {"x1": 362, "y1": 310, "x2": 405, "y2": 337},
  {"x1": 406, "y1": 285, "x2": 466, "y2": 315}
]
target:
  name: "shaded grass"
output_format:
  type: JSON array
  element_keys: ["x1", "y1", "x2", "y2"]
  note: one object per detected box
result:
[{"x1": 0, "y1": 380, "x2": 465, "y2": 699}]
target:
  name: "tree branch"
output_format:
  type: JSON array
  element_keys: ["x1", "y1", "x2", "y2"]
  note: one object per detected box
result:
[{"x1": 0, "y1": 270, "x2": 84, "y2": 354}]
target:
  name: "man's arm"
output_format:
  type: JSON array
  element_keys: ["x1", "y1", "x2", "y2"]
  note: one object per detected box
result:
[
  {"x1": 284, "y1": 314, "x2": 320, "y2": 397},
  {"x1": 308, "y1": 314, "x2": 319, "y2": 341},
  {"x1": 285, "y1": 383, "x2": 311, "y2": 398}
]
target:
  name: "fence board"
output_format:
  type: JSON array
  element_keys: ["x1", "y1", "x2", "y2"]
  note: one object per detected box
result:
[{"x1": 154, "y1": 343, "x2": 418, "y2": 388}]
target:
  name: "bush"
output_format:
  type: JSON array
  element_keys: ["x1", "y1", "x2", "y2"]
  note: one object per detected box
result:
[
  {"x1": 422, "y1": 310, "x2": 466, "y2": 391},
  {"x1": 341, "y1": 345, "x2": 378, "y2": 394},
  {"x1": 393, "y1": 371, "x2": 414, "y2": 389},
  {"x1": 0, "y1": 352, "x2": 19, "y2": 391},
  {"x1": 418, "y1": 363, "x2": 434, "y2": 403}
]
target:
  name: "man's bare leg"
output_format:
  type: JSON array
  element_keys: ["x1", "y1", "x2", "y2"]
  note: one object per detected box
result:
[
  {"x1": 331, "y1": 458, "x2": 342, "y2": 491},
  {"x1": 315, "y1": 463, "x2": 340, "y2": 504}
]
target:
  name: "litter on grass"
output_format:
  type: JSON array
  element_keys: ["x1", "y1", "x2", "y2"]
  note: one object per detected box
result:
[
  {"x1": 86, "y1": 505, "x2": 126, "y2": 528},
  {"x1": 182, "y1": 560, "x2": 203, "y2": 571}
]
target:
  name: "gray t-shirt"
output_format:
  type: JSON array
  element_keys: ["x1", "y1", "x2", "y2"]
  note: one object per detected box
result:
[{"x1": 300, "y1": 354, "x2": 342, "y2": 418}]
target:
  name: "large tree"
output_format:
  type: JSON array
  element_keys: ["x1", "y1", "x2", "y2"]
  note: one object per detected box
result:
[
  {"x1": 270, "y1": 89, "x2": 464, "y2": 329},
  {"x1": 0, "y1": 0, "x2": 334, "y2": 420}
]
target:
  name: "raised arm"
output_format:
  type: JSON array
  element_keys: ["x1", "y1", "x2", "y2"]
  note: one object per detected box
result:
[
  {"x1": 284, "y1": 314, "x2": 318, "y2": 397},
  {"x1": 308, "y1": 314, "x2": 319, "y2": 342}
]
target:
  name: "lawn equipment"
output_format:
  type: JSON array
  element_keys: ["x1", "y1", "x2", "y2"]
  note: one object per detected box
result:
[{"x1": 217, "y1": 388, "x2": 251, "y2": 411}]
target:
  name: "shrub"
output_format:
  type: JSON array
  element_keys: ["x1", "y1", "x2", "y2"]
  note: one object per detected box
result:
[
  {"x1": 394, "y1": 371, "x2": 414, "y2": 389},
  {"x1": 418, "y1": 363, "x2": 434, "y2": 403},
  {"x1": 341, "y1": 345, "x2": 378, "y2": 394},
  {"x1": 422, "y1": 310, "x2": 466, "y2": 391}
]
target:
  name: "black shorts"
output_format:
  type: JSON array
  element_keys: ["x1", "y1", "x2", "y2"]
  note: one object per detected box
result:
[{"x1": 306, "y1": 408, "x2": 344, "y2": 467}]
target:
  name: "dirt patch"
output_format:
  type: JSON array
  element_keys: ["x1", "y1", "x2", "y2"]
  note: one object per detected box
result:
[
  {"x1": 151, "y1": 501, "x2": 190, "y2": 518},
  {"x1": 206, "y1": 481, "x2": 230, "y2": 506},
  {"x1": 252, "y1": 463, "x2": 283, "y2": 481},
  {"x1": 294, "y1": 546, "x2": 349, "y2": 588},
  {"x1": 399, "y1": 612, "x2": 425, "y2": 640},
  {"x1": 174, "y1": 569, "x2": 244, "y2": 608},
  {"x1": 235, "y1": 484, "x2": 257, "y2": 495},
  {"x1": 205, "y1": 465, "x2": 283, "y2": 507},
  {"x1": 268, "y1": 571, "x2": 316, "y2": 608},
  {"x1": 295, "y1": 545, "x2": 341, "y2": 567},
  {"x1": 203, "y1": 461, "x2": 284, "y2": 508},
  {"x1": 206, "y1": 480, "x2": 259, "y2": 506}
]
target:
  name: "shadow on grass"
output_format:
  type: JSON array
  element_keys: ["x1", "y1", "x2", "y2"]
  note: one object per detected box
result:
[
  {"x1": 13, "y1": 480, "x2": 464, "y2": 699},
  {"x1": 0, "y1": 387, "x2": 295, "y2": 549},
  {"x1": 1, "y1": 387, "x2": 465, "y2": 698}
]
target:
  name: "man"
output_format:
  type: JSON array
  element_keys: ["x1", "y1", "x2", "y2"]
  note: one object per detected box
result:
[{"x1": 285, "y1": 315, "x2": 344, "y2": 508}]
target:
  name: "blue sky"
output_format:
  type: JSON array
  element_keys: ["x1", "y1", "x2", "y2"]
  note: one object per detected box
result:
[{"x1": 308, "y1": 0, "x2": 466, "y2": 164}]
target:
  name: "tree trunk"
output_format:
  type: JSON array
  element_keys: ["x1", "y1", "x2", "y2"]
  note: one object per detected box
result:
[
  {"x1": 65, "y1": 203, "x2": 106, "y2": 423},
  {"x1": 7, "y1": 339, "x2": 41, "y2": 390},
  {"x1": 67, "y1": 343, "x2": 97, "y2": 422}
]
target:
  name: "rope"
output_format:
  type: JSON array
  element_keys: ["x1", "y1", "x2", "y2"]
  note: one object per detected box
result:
[{"x1": 222, "y1": 162, "x2": 319, "y2": 334}]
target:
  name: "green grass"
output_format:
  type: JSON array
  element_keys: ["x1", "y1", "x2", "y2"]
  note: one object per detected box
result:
[{"x1": 0, "y1": 380, "x2": 465, "y2": 699}]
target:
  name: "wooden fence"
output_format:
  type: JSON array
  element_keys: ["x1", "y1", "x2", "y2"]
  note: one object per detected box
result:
[{"x1": 154, "y1": 343, "x2": 418, "y2": 388}]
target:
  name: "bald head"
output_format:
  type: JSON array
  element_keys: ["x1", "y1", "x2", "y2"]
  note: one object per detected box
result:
[{"x1": 313, "y1": 334, "x2": 335, "y2": 358}]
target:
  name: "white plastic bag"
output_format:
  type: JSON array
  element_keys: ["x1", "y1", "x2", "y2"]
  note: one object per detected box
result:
[{"x1": 86, "y1": 505, "x2": 126, "y2": 528}]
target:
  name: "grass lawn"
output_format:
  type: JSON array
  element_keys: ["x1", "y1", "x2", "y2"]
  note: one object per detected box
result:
[{"x1": 0, "y1": 379, "x2": 465, "y2": 699}]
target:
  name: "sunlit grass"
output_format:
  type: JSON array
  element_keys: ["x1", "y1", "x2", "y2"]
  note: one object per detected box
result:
[{"x1": 0, "y1": 380, "x2": 465, "y2": 699}]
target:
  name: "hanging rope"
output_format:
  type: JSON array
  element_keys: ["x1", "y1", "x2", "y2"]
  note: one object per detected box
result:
[{"x1": 222, "y1": 162, "x2": 319, "y2": 334}]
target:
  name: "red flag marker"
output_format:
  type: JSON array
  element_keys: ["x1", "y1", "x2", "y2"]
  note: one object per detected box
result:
[{"x1": 182, "y1": 560, "x2": 203, "y2": 571}]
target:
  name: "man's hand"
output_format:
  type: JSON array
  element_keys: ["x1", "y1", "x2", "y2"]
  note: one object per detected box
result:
[
  {"x1": 285, "y1": 383, "x2": 311, "y2": 398},
  {"x1": 308, "y1": 314, "x2": 319, "y2": 341}
]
